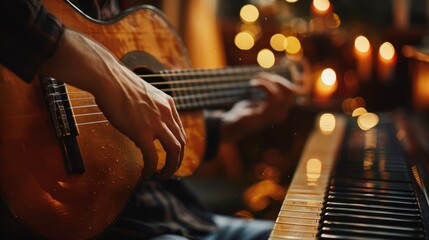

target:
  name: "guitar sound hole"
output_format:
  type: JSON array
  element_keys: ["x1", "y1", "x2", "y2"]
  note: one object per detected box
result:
[{"x1": 133, "y1": 67, "x2": 172, "y2": 96}]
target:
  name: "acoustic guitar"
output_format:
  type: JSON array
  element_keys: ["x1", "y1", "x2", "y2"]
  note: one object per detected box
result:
[{"x1": 0, "y1": 1, "x2": 300, "y2": 239}]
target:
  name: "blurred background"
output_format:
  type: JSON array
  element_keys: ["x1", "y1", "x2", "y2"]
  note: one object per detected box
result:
[{"x1": 124, "y1": 0, "x2": 429, "y2": 221}]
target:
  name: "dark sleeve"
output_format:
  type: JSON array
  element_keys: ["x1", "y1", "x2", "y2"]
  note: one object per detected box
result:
[
  {"x1": 203, "y1": 113, "x2": 222, "y2": 161},
  {"x1": 0, "y1": 0, "x2": 65, "y2": 82}
]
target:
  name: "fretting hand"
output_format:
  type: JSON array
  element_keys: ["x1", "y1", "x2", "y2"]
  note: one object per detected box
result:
[{"x1": 219, "y1": 72, "x2": 305, "y2": 142}]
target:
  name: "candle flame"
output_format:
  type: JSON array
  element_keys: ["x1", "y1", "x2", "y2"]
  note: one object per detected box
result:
[
  {"x1": 379, "y1": 42, "x2": 395, "y2": 61},
  {"x1": 321, "y1": 68, "x2": 336, "y2": 86},
  {"x1": 354, "y1": 36, "x2": 370, "y2": 53}
]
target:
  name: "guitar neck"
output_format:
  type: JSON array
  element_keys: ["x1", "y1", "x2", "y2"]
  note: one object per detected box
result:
[{"x1": 146, "y1": 64, "x2": 297, "y2": 111}]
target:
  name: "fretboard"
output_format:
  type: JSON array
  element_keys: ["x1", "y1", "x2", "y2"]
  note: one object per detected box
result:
[{"x1": 147, "y1": 65, "x2": 297, "y2": 111}]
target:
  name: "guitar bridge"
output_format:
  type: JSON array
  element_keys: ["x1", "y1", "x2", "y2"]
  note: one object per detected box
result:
[{"x1": 42, "y1": 77, "x2": 85, "y2": 175}]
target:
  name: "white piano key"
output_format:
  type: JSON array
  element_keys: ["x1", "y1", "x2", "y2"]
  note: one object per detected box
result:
[
  {"x1": 278, "y1": 210, "x2": 320, "y2": 219},
  {"x1": 270, "y1": 228, "x2": 317, "y2": 239},
  {"x1": 281, "y1": 204, "x2": 321, "y2": 212},
  {"x1": 275, "y1": 216, "x2": 320, "y2": 226}
]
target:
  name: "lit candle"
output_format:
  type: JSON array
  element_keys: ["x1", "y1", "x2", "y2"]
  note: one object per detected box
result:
[
  {"x1": 315, "y1": 68, "x2": 337, "y2": 100},
  {"x1": 354, "y1": 36, "x2": 373, "y2": 81},
  {"x1": 377, "y1": 42, "x2": 396, "y2": 82}
]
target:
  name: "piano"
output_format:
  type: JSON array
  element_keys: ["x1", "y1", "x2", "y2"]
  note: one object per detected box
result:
[{"x1": 269, "y1": 111, "x2": 429, "y2": 239}]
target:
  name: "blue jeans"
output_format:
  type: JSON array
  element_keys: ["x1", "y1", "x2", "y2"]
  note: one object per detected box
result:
[{"x1": 149, "y1": 215, "x2": 274, "y2": 240}]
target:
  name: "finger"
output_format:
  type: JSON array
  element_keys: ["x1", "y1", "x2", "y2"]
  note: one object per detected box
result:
[
  {"x1": 168, "y1": 98, "x2": 187, "y2": 143},
  {"x1": 157, "y1": 126, "x2": 183, "y2": 179},
  {"x1": 250, "y1": 77, "x2": 281, "y2": 104},
  {"x1": 258, "y1": 72, "x2": 303, "y2": 94},
  {"x1": 138, "y1": 138, "x2": 159, "y2": 179},
  {"x1": 165, "y1": 100, "x2": 186, "y2": 173},
  {"x1": 251, "y1": 75, "x2": 291, "y2": 121}
]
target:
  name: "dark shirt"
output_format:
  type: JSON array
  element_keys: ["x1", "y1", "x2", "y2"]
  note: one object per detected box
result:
[
  {"x1": 0, "y1": 0, "x2": 218, "y2": 239},
  {"x1": 0, "y1": 0, "x2": 64, "y2": 82}
]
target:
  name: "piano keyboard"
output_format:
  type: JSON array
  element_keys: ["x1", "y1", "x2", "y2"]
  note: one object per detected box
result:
[{"x1": 269, "y1": 113, "x2": 428, "y2": 240}]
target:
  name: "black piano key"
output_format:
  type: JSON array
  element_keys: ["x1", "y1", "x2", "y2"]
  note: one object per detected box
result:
[
  {"x1": 334, "y1": 173, "x2": 411, "y2": 182},
  {"x1": 320, "y1": 233, "x2": 417, "y2": 240},
  {"x1": 320, "y1": 226, "x2": 425, "y2": 239},
  {"x1": 325, "y1": 195, "x2": 419, "y2": 208},
  {"x1": 320, "y1": 212, "x2": 423, "y2": 227},
  {"x1": 328, "y1": 186, "x2": 415, "y2": 197},
  {"x1": 320, "y1": 220, "x2": 425, "y2": 233},
  {"x1": 324, "y1": 201, "x2": 421, "y2": 214},
  {"x1": 322, "y1": 206, "x2": 421, "y2": 219},
  {"x1": 329, "y1": 179, "x2": 413, "y2": 191},
  {"x1": 327, "y1": 190, "x2": 417, "y2": 201}
]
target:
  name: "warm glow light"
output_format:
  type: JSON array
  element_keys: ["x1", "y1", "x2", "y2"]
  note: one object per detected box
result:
[
  {"x1": 284, "y1": 36, "x2": 301, "y2": 54},
  {"x1": 286, "y1": 0, "x2": 299, "y2": 3},
  {"x1": 352, "y1": 107, "x2": 367, "y2": 117},
  {"x1": 234, "y1": 210, "x2": 254, "y2": 219},
  {"x1": 325, "y1": 13, "x2": 341, "y2": 28},
  {"x1": 397, "y1": 129, "x2": 406, "y2": 141},
  {"x1": 357, "y1": 113, "x2": 379, "y2": 130},
  {"x1": 234, "y1": 32, "x2": 255, "y2": 50},
  {"x1": 306, "y1": 158, "x2": 322, "y2": 183},
  {"x1": 321, "y1": 68, "x2": 336, "y2": 86},
  {"x1": 243, "y1": 180, "x2": 285, "y2": 211},
  {"x1": 315, "y1": 68, "x2": 337, "y2": 98},
  {"x1": 354, "y1": 36, "x2": 370, "y2": 53},
  {"x1": 319, "y1": 113, "x2": 336, "y2": 134},
  {"x1": 364, "y1": 129, "x2": 377, "y2": 149},
  {"x1": 342, "y1": 97, "x2": 366, "y2": 115},
  {"x1": 379, "y1": 42, "x2": 395, "y2": 60},
  {"x1": 240, "y1": 4, "x2": 259, "y2": 23},
  {"x1": 270, "y1": 34, "x2": 286, "y2": 51},
  {"x1": 313, "y1": 0, "x2": 330, "y2": 12},
  {"x1": 257, "y1": 49, "x2": 275, "y2": 68}
]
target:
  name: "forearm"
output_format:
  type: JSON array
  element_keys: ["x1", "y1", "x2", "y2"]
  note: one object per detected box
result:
[{"x1": 39, "y1": 28, "x2": 120, "y2": 98}]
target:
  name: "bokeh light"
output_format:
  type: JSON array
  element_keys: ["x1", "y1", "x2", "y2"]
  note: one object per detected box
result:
[
  {"x1": 352, "y1": 107, "x2": 367, "y2": 117},
  {"x1": 354, "y1": 36, "x2": 370, "y2": 53},
  {"x1": 234, "y1": 31, "x2": 255, "y2": 50},
  {"x1": 284, "y1": 36, "x2": 301, "y2": 55},
  {"x1": 313, "y1": 0, "x2": 331, "y2": 13},
  {"x1": 321, "y1": 68, "x2": 336, "y2": 86},
  {"x1": 357, "y1": 113, "x2": 379, "y2": 130},
  {"x1": 319, "y1": 113, "x2": 336, "y2": 134},
  {"x1": 270, "y1": 33, "x2": 286, "y2": 51},
  {"x1": 240, "y1": 4, "x2": 259, "y2": 23},
  {"x1": 257, "y1": 49, "x2": 276, "y2": 68},
  {"x1": 379, "y1": 42, "x2": 395, "y2": 61}
]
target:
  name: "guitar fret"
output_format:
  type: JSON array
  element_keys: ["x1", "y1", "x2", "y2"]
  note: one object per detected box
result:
[{"x1": 162, "y1": 64, "x2": 296, "y2": 111}]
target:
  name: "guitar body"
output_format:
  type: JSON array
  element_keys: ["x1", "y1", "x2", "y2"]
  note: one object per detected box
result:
[{"x1": 0, "y1": 1, "x2": 205, "y2": 239}]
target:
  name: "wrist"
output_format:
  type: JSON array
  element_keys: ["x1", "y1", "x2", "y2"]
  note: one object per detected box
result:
[{"x1": 40, "y1": 29, "x2": 119, "y2": 96}]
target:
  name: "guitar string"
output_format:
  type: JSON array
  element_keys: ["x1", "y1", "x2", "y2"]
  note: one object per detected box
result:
[
  {"x1": 54, "y1": 86, "x2": 250, "y2": 106},
  {"x1": 56, "y1": 67, "x2": 292, "y2": 96},
  {"x1": 69, "y1": 86, "x2": 251, "y2": 113},
  {"x1": 135, "y1": 64, "x2": 293, "y2": 79},
  {"x1": 75, "y1": 95, "x2": 247, "y2": 126},
  {"x1": 63, "y1": 67, "x2": 292, "y2": 100},
  {"x1": 63, "y1": 76, "x2": 255, "y2": 109},
  {"x1": 66, "y1": 83, "x2": 254, "y2": 126},
  {"x1": 75, "y1": 95, "x2": 246, "y2": 126},
  {"x1": 62, "y1": 79, "x2": 281, "y2": 126},
  {"x1": 42, "y1": 66, "x2": 292, "y2": 90},
  {"x1": 57, "y1": 68, "x2": 292, "y2": 126}
]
